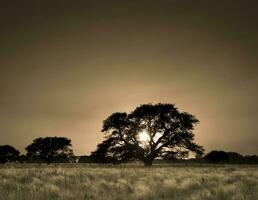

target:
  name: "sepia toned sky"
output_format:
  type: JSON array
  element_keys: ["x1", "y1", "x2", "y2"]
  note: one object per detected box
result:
[{"x1": 0, "y1": 1, "x2": 258, "y2": 155}]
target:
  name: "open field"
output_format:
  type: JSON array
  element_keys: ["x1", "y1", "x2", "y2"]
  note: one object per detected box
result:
[{"x1": 0, "y1": 164, "x2": 257, "y2": 200}]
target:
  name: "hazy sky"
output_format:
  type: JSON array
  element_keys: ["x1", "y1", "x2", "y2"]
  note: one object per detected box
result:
[{"x1": 0, "y1": 1, "x2": 258, "y2": 155}]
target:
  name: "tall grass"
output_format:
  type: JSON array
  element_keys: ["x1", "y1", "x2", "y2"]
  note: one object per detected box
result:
[{"x1": 0, "y1": 164, "x2": 257, "y2": 200}]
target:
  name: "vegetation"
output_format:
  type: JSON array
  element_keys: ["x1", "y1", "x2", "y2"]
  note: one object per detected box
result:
[
  {"x1": 90, "y1": 138, "x2": 121, "y2": 163},
  {"x1": 99, "y1": 103, "x2": 204, "y2": 166},
  {"x1": 0, "y1": 164, "x2": 257, "y2": 200},
  {"x1": 1, "y1": 138, "x2": 258, "y2": 165},
  {"x1": 0, "y1": 145, "x2": 20, "y2": 164},
  {"x1": 204, "y1": 150, "x2": 258, "y2": 164},
  {"x1": 26, "y1": 137, "x2": 74, "y2": 164},
  {"x1": 1, "y1": 103, "x2": 258, "y2": 200},
  {"x1": 1, "y1": 104, "x2": 257, "y2": 165}
]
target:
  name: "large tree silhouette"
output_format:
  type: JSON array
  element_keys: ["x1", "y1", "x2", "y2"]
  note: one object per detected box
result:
[
  {"x1": 26, "y1": 137, "x2": 74, "y2": 164},
  {"x1": 100, "y1": 103, "x2": 204, "y2": 166},
  {"x1": 0, "y1": 145, "x2": 20, "y2": 164}
]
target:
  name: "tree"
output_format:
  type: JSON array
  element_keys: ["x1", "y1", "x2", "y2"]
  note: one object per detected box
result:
[
  {"x1": 227, "y1": 152, "x2": 243, "y2": 163},
  {"x1": 244, "y1": 155, "x2": 258, "y2": 164},
  {"x1": 204, "y1": 150, "x2": 258, "y2": 164},
  {"x1": 204, "y1": 150, "x2": 230, "y2": 163},
  {"x1": 0, "y1": 145, "x2": 20, "y2": 164},
  {"x1": 100, "y1": 103, "x2": 204, "y2": 166},
  {"x1": 26, "y1": 137, "x2": 74, "y2": 164},
  {"x1": 91, "y1": 137, "x2": 133, "y2": 163}
]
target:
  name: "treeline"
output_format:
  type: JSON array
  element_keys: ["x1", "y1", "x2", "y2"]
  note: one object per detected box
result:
[
  {"x1": 203, "y1": 150, "x2": 258, "y2": 164},
  {"x1": 1, "y1": 137, "x2": 258, "y2": 164},
  {"x1": 80, "y1": 150, "x2": 258, "y2": 165}
]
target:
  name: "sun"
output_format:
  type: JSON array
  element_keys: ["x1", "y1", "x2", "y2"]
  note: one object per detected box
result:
[{"x1": 138, "y1": 130, "x2": 150, "y2": 143}]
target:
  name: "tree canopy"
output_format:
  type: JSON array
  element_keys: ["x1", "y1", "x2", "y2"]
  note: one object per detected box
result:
[
  {"x1": 204, "y1": 150, "x2": 229, "y2": 163},
  {"x1": 25, "y1": 137, "x2": 74, "y2": 163},
  {"x1": 204, "y1": 150, "x2": 251, "y2": 164},
  {"x1": 91, "y1": 137, "x2": 132, "y2": 163},
  {"x1": 99, "y1": 103, "x2": 204, "y2": 166},
  {"x1": 0, "y1": 145, "x2": 20, "y2": 163}
]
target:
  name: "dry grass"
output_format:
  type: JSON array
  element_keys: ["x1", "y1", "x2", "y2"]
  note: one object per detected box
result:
[{"x1": 0, "y1": 164, "x2": 257, "y2": 200}]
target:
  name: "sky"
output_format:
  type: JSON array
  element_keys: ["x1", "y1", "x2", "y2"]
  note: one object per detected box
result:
[{"x1": 0, "y1": 1, "x2": 258, "y2": 156}]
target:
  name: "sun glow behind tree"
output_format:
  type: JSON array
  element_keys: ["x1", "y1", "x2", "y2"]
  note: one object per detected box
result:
[
  {"x1": 137, "y1": 130, "x2": 150, "y2": 146},
  {"x1": 137, "y1": 130, "x2": 163, "y2": 147}
]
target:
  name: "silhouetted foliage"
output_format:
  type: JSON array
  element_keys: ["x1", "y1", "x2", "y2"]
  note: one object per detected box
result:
[
  {"x1": 205, "y1": 150, "x2": 258, "y2": 164},
  {"x1": 163, "y1": 150, "x2": 189, "y2": 160},
  {"x1": 204, "y1": 151, "x2": 243, "y2": 164},
  {"x1": 227, "y1": 152, "x2": 243, "y2": 163},
  {"x1": 25, "y1": 137, "x2": 74, "y2": 164},
  {"x1": 243, "y1": 155, "x2": 258, "y2": 164},
  {"x1": 204, "y1": 150, "x2": 229, "y2": 163},
  {"x1": 99, "y1": 103, "x2": 204, "y2": 166},
  {"x1": 0, "y1": 145, "x2": 20, "y2": 164},
  {"x1": 91, "y1": 137, "x2": 133, "y2": 163},
  {"x1": 90, "y1": 138, "x2": 113, "y2": 163},
  {"x1": 17, "y1": 154, "x2": 28, "y2": 163}
]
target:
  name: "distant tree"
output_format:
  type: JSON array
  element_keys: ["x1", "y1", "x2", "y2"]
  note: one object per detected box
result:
[
  {"x1": 244, "y1": 155, "x2": 258, "y2": 164},
  {"x1": 26, "y1": 137, "x2": 74, "y2": 164},
  {"x1": 204, "y1": 151, "x2": 258, "y2": 164},
  {"x1": 227, "y1": 152, "x2": 243, "y2": 163},
  {"x1": 99, "y1": 103, "x2": 204, "y2": 166},
  {"x1": 204, "y1": 150, "x2": 230, "y2": 163},
  {"x1": 0, "y1": 145, "x2": 20, "y2": 164}
]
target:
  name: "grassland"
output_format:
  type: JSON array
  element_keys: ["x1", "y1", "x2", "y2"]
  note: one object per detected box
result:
[{"x1": 0, "y1": 164, "x2": 257, "y2": 200}]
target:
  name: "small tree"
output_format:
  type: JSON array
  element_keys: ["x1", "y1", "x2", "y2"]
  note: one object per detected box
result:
[
  {"x1": 0, "y1": 145, "x2": 20, "y2": 164},
  {"x1": 204, "y1": 150, "x2": 229, "y2": 163},
  {"x1": 100, "y1": 103, "x2": 204, "y2": 166},
  {"x1": 91, "y1": 137, "x2": 132, "y2": 163},
  {"x1": 26, "y1": 137, "x2": 74, "y2": 164}
]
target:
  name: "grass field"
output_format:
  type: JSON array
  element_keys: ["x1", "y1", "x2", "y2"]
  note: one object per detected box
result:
[{"x1": 0, "y1": 164, "x2": 257, "y2": 200}]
